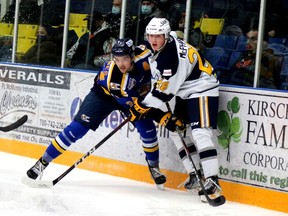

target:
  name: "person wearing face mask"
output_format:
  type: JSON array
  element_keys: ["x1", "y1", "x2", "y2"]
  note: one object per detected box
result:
[
  {"x1": 66, "y1": 10, "x2": 115, "y2": 70},
  {"x1": 20, "y1": 24, "x2": 78, "y2": 66},
  {"x1": 137, "y1": 0, "x2": 168, "y2": 44},
  {"x1": 104, "y1": 0, "x2": 134, "y2": 39}
]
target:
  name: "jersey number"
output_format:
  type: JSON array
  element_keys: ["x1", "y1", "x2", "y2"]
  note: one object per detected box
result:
[{"x1": 187, "y1": 47, "x2": 213, "y2": 75}]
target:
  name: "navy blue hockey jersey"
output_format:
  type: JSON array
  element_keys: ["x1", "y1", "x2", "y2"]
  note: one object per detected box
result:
[{"x1": 91, "y1": 46, "x2": 152, "y2": 110}]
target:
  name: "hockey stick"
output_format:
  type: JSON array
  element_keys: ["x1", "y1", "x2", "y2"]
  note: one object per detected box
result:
[
  {"x1": 22, "y1": 116, "x2": 131, "y2": 188},
  {"x1": 165, "y1": 103, "x2": 225, "y2": 207},
  {"x1": 0, "y1": 115, "x2": 28, "y2": 132}
]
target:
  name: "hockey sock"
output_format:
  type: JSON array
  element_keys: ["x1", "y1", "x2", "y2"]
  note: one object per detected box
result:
[{"x1": 43, "y1": 120, "x2": 89, "y2": 163}]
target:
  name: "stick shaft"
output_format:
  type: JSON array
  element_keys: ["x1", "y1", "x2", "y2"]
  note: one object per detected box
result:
[{"x1": 52, "y1": 116, "x2": 131, "y2": 186}]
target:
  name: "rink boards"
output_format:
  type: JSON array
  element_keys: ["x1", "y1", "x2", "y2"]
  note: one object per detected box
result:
[{"x1": 0, "y1": 63, "x2": 287, "y2": 213}]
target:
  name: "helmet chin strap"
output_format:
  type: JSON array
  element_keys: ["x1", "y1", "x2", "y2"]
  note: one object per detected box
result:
[
  {"x1": 150, "y1": 39, "x2": 168, "y2": 61},
  {"x1": 154, "y1": 38, "x2": 168, "y2": 53}
]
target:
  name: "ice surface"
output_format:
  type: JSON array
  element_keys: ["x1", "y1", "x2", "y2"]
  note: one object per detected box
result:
[{"x1": 0, "y1": 151, "x2": 287, "y2": 216}]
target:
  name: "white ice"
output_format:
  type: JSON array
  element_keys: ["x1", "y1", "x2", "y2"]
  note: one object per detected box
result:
[{"x1": 0, "y1": 151, "x2": 287, "y2": 216}]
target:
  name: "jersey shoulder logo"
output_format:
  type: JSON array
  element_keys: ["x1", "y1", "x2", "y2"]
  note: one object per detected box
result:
[
  {"x1": 156, "y1": 79, "x2": 169, "y2": 91},
  {"x1": 142, "y1": 61, "x2": 150, "y2": 71}
]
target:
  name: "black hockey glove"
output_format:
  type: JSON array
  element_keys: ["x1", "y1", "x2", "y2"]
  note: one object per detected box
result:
[
  {"x1": 159, "y1": 112, "x2": 185, "y2": 132},
  {"x1": 129, "y1": 98, "x2": 151, "y2": 123}
]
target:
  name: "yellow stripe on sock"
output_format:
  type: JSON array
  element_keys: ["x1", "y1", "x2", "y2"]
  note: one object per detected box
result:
[
  {"x1": 143, "y1": 145, "x2": 159, "y2": 153},
  {"x1": 52, "y1": 139, "x2": 66, "y2": 154}
]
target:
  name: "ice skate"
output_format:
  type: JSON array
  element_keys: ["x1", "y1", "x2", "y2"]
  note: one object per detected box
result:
[
  {"x1": 148, "y1": 164, "x2": 166, "y2": 190},
  {"x1": 184, "y1": 171, "x2": 201, "y2": 191},
  {"x1": 198, "y1": 176, "x2": 222, "y2": 203},
  {"x1": 26, "y1": 157, "x2": 49, "y2": 180}
]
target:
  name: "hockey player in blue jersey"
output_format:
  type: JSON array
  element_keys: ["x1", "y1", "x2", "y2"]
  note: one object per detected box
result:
[
  {"x1": 129, "y1": 18, "x2": 224, "y2": 203},
  {"x1": 26, "y1": 38, "x2": 166, "y2": 187}
]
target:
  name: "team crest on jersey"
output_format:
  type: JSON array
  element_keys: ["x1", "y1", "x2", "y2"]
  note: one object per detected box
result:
[
  {"x1": 110, "y1": 82, "x2": 120, "y2": 90},
  {"x1": 163, "y1": 69, "x2": 172, "y2": 76},
  {"x1": 128, "y1": 78, "x2": 136, "y2": 90},
  {"x1": 156, "y1": 79, "x2": 169, "y2": 91}
]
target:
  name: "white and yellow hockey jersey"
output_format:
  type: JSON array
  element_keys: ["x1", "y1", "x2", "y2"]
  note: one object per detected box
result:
[{"x1": 142, "y1": 35, "x2": 219, "y2": 109}]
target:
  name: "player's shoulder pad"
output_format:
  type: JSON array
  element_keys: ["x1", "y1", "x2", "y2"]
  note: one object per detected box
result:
[
  {"x1": 137, "y1": 44, "x2": 147, "y2": 51},
  {"x1": 133, "y1": 47, "x2": 151, "y2": 72},
  {"x1": 134, "y1": 46, "x2": 151, "y2": 62}
]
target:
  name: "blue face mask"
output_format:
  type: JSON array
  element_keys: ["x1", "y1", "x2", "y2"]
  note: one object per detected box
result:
[
  {"x1": 36, "y1": 35, "x2": 47, "y2": 43},
  {"x1": 141, "y1": 5, "x2": 152, "y2": 15},
  {"x1": 112, "y1": 6, "x2": 121, "y2": 15}
]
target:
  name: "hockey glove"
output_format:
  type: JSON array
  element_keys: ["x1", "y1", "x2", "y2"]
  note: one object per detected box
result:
[
  {"x1": 129, "y1": 98, "x2": 151, "y2": 122},
  {"x1": 159, "y1": 112, "x2": 185, "y2": 132}
]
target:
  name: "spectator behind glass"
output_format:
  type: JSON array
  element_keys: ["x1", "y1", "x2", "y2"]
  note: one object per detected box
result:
[
  {"x1": 20, "y1": 24, "x2": 78, "y2": 67},
  {"x1": 66, "y1": 10, "x2": 115, "y2": 71},
  {"x1": 223, "y1": 28, "x2": 283, "y2": 89},
  {"x1": 137, "y1": 0, "x2": 168, "y2": 44},
  {"x1": 104, "y1": 0, "x2": 134, "y2": 39},
  {"x1": 0, "y1": 36, "x2": 13, "y2": 62}
]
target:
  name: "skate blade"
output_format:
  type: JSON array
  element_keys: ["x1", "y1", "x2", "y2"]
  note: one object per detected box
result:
[
  {"x1": 156, "y1": 183, "x2": 165, "y2": 190},
  {"x1": 186, "y1": 187, "x2": 201, "y2": 195},
  {"x1": 200, "y1": 195, "x2": 208, "y2": 203},
  {"x1": 21, "y1": 176, "x2": 53, "y2": 188}
]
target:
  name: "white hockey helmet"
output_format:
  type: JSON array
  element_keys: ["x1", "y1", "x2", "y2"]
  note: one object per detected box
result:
[{"x1": 146, "y1": 18, "x2": 171, "y2": 39}]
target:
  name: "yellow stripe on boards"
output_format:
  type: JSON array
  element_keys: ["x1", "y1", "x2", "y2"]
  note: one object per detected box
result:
[{"x1": 220, "y1": 180, "x2": 288, "y2": 213}]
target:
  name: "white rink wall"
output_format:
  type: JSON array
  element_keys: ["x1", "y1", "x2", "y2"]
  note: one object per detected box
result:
[{"x1": 0, "y1": 63, "x2": 288, "y2": 213}]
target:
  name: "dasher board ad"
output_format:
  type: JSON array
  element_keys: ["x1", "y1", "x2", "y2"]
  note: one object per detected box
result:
[
  {"x1": 0, "y1": 64, "x2": 95, "y2": 144},
  {"x1": 0, "y1": 64, "x2": 176, "y2": 168},
  {"x1": 217, "y1": 86, "x2": 288, "y2": 192}
]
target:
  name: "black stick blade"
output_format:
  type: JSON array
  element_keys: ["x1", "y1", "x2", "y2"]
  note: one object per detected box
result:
[
  {"x1": 0, "y1": 115, "x2": 28, "y2": 132},
  {"x1": 209, "y1": 195, "x2": 226, "y2": 207}
]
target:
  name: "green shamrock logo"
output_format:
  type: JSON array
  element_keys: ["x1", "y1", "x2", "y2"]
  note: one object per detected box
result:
[{"x1": 217, "y1": 97, "x2": 242, "y2": 162}]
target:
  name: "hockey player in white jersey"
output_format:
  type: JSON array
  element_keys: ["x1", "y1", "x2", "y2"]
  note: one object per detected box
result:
[{"x1": 129, "y1": 17, "x2": 224, "y2": 203}]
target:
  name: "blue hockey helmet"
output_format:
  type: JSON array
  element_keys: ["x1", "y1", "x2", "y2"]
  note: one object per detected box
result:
[{"x1": 112, "y1": 38, "x2": 135, "y2": 57}]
